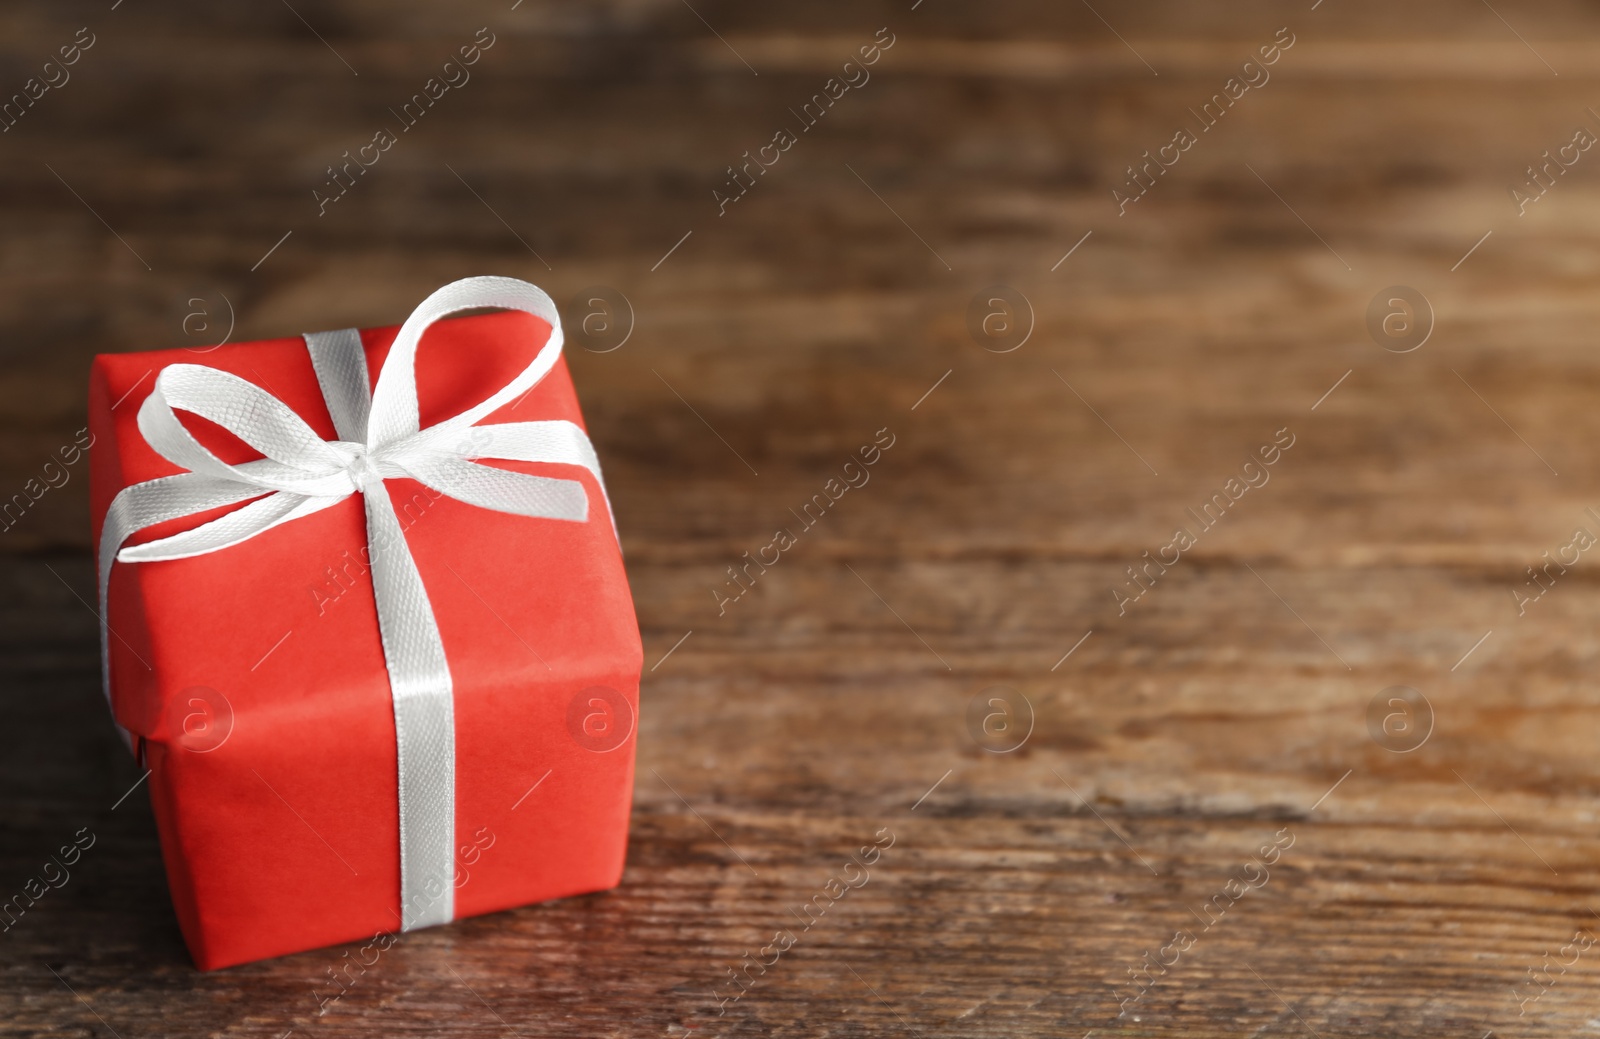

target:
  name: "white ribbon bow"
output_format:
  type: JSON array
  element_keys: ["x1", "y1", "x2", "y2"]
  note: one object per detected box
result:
[{"x1": 97, "y1": 276, "x2": 614, "y2": 930}]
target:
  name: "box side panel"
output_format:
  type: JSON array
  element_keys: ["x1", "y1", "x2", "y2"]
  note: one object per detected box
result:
[{"x1": 88, "y1": 354, "x2": 161, "y2": 739}]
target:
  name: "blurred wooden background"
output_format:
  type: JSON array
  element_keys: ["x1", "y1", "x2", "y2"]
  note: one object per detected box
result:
[{"x1": 7, "y1": 0, "x2": 1600, "y2": 1035}]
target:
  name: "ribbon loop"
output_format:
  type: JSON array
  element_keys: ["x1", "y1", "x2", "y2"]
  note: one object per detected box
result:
[
  {"x1": 367, "y1": 277, "x2": 565, "y2": 447},
  {"x1": 140, "y1": 365, "x2": 350, "y2": 483},
  {"x1": 95, "y1": 277, "x2": 613, "y2": 932}
]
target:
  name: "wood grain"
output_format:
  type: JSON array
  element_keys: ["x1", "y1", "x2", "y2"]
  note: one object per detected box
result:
[{"x1": 5, "y1": 0, "x2": 1600, "y2": 1035}]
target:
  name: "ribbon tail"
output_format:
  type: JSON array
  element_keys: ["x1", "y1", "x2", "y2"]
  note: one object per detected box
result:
[
  {"x1": 362, "y1": 480, "x2": 457, "y2": 931},
  {"x1": 117, "y1": 490, "x2": 348, "y2": 563},
  {"x1": 397, "y1": 454, "x2": 590, "y2": 523},
  {"x1": 412, "y1": 419, "x2": 620, "y2": 546}
]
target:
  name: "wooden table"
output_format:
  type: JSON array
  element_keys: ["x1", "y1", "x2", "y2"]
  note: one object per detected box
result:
[{"x1": 5, "y1": 1, "x2": 1600, "y2": 1035}]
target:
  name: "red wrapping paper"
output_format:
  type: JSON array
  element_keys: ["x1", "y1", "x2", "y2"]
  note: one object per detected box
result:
[{"x1": 88, "y1": 309, "x2": 641, "y2": 970}]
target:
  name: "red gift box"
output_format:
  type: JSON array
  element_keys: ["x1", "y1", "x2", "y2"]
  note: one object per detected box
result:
[{"x1": 88, "y1": 278, "x2": 641, "y2": 970}]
